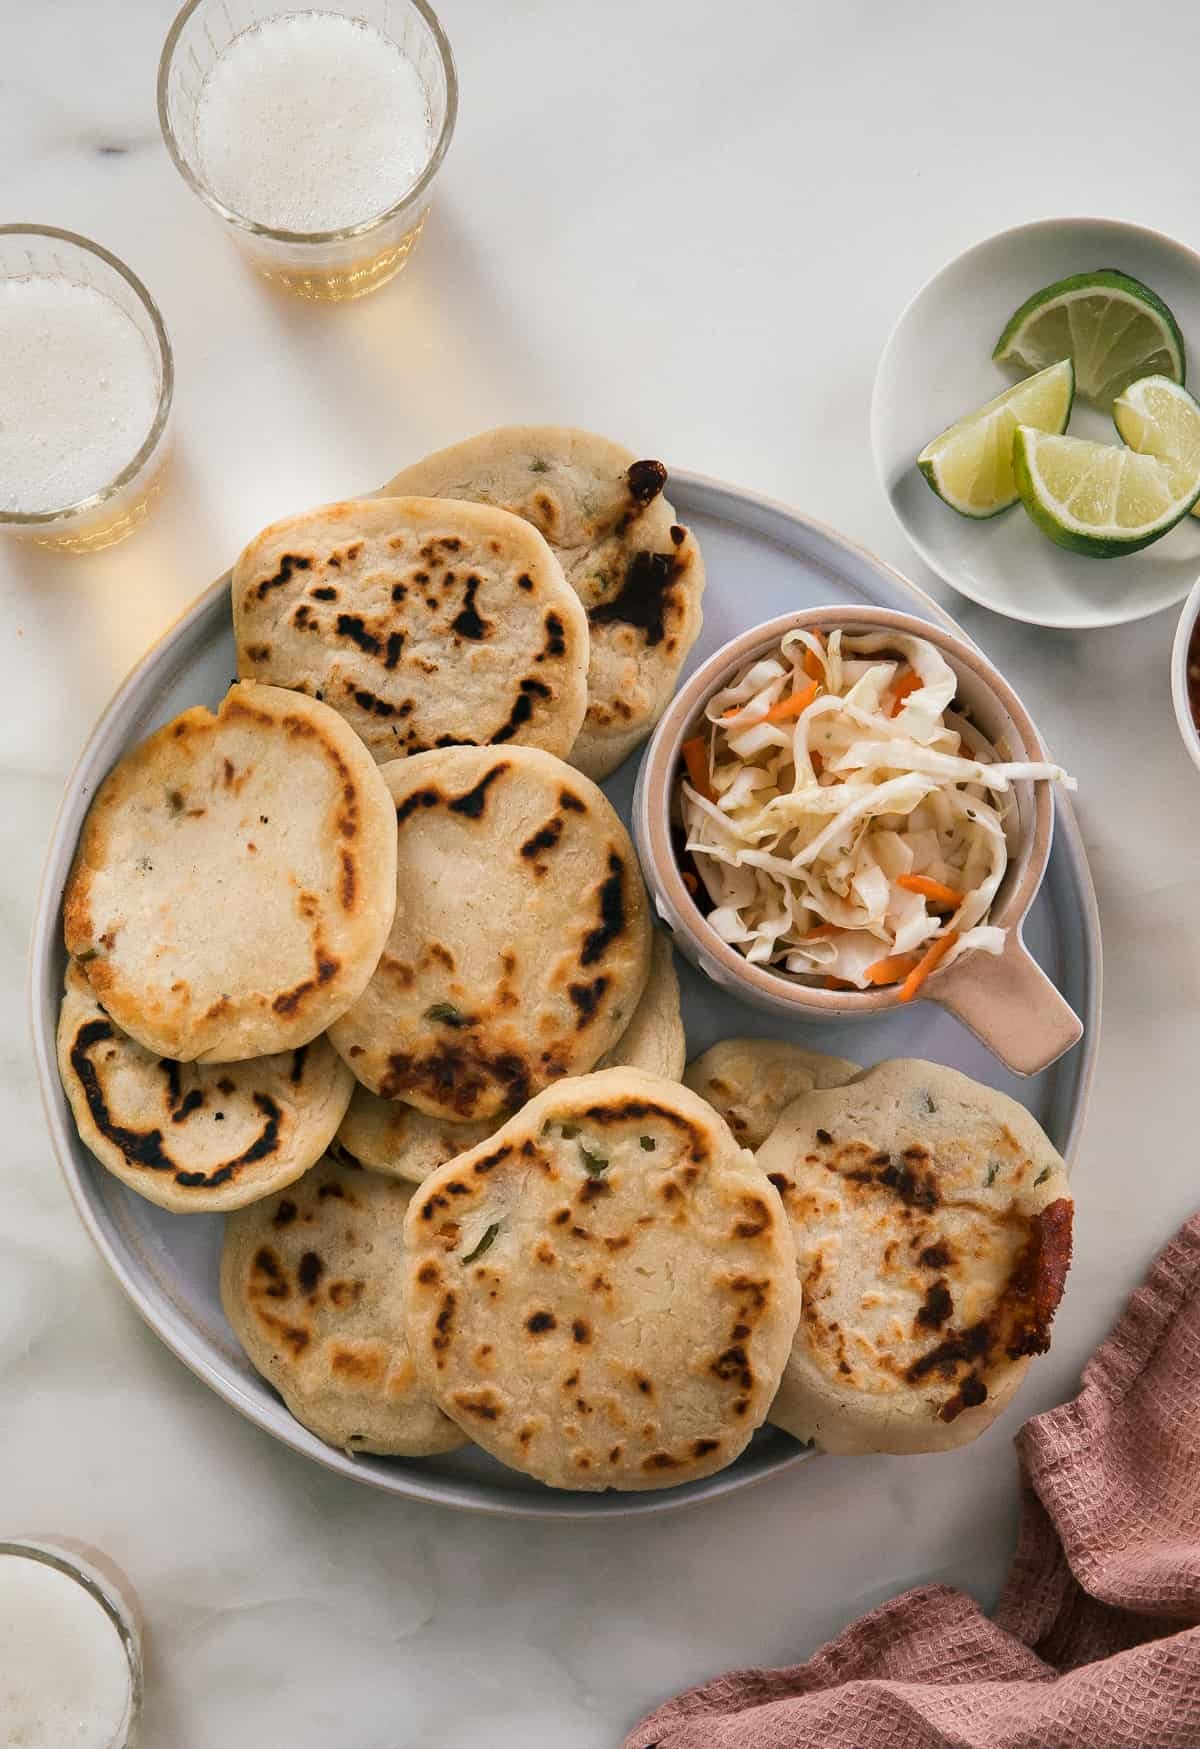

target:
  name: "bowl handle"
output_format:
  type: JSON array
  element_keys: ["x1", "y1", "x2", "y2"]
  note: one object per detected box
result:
[{"x1": 929, "y1": 932, "x2": 1082, "y2": 1076}]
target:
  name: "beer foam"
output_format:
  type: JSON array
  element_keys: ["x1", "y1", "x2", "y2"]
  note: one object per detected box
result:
[
  {"x1": 195, "y1": 12, "x2": 434, "y2": 233},
  {"x1": 0, "y1": 1553, "x2": 130, "y2": 1748},
  {"x1": 0, "y1": 278, "x2": 160, "y2": 516}
]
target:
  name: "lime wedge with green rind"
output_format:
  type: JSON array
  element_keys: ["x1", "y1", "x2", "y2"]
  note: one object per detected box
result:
[
  {"x1": 994, "y1": 270, "x2": 1185, "y2": 410},
  {"x1": 1113, "y1": 374, "x2": 1200, "y2": 520},
  {"x1": 917, "y1": 359, "x2": 1074, "y2": 518},
  {"x1": 1013, "y1": 424, "x2": 1200, "y2": 557}
]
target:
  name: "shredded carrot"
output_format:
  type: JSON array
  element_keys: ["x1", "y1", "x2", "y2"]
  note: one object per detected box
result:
[
  {"x1": 810, "y1": 750, "x2": 824, "y2": 776},
  {"x1": 681, "y1": 870, "x2": 698, "y2": 897},
  {"x1": 803, "y1": 632, "x2": 826, "y2": 681},
  {"x1": 888, "y1": 672, "x2": 923, "y2": 717},
  {"x1": 723, "y1": 678, "x2": 820, "y2": 729},
  {"x1": 897, "y1": 874, "x2": 962, "y2": 909},
  {"x1": 898, "y1": 929, "x2": 959, "y2": 1003},
  {"x1": 762, "y1": 679, "x2": 820, "y2": 725},
  {"x1": 863, "y1": 952, "x2": 920, "y2": 986},
  {"x1": 681, "y1": 736, "x2": 715, "y2": 802}
]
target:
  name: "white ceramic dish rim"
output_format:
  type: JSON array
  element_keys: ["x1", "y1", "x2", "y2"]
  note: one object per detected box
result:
[
  {"x1": 1170, "y1": 577, "x2": 1200, "y2": 772},
  {"x1": 870, "y1": 213, "x2": 1200, "y2": 631},
  {"x1": 28, "y1": 470, "x2": 1102, "y2": 1518}
]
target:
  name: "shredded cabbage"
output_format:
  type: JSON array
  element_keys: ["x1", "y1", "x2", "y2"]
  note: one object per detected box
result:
[{"x1": 678, "y1": 629, "x2": 1075, "y2": 993}]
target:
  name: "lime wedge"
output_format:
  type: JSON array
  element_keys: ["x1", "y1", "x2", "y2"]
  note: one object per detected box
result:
[
  {"x1": 917, "y1": 359, "x2": 1074, "y2": 518},
  {"x1": 1113, "y1": 374, "x2": 1200, "y2": 520},
  {"x1": 994, "y1": 270, "x2": 1185, "y2": 410},
  {"x1": 1013, "y1": 425, "x2": 1200, "y2": 557}
]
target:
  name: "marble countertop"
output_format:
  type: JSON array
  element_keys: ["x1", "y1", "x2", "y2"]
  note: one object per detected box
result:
[{"x1": 5, "y1": 1, "x2": 1200, "y2": 1741}]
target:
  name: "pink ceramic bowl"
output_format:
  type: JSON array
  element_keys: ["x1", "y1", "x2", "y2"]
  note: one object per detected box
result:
[{"x1": 632, "y1": 607, "x2": 1082, "y2": 1077}]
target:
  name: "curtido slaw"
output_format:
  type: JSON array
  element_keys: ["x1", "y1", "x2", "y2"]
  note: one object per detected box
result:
[{"x1": 677, "y1": 627, "x2": 1075, "y2": 1001}]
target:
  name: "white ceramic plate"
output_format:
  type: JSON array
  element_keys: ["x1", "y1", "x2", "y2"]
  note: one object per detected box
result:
[
  {"x1": 1171, "y1": 576, "x2": 1200, "y2": 771},
  {"x1": 872, "y1": 216, "x2": 1200, "y2": 629},
  {"x1": 30, "y1": 473, "x2": 1102, "y2": 1518}
]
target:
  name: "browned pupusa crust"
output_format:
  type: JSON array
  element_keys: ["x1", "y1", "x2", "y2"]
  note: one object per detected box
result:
[
  {"x1": 232, "y1": 497, "x2": 588, "y2": 763},
  {"x1": 328, "y1": 746, "x2": 652, "y2": 1121},
  {"x1": 403, "y1": 1069, "x2": 800, "y2": 1491},
  {"x1": 333, "y1": 1096, "x2": 495, "y2": 1185},
  {"x1": 684, "y1": 1037, "x2": 862, "y2": 1150},
  {"x1": 63, "y1": 683, "x2": 397, "y2": 1063},
  {"x1": 384, "y1": 426, "x2": 705, "y2": 780},
  {"x1": 57, "y1": 961, "x2": 353, "y2": 1213},
  {"x1": 758, "y1": 1059, "x2": 1074, "y2": 1455},
  {"x1": 333, "y1": 931, "x2": 682, "y2": 1183},
  {"x1": 220, "y1": 1153, "x2": 466, "y2": 1457}
]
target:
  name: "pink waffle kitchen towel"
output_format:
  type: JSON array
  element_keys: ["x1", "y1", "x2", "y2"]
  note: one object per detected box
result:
[{"x1": 626, "y1": 1215, "x2": 1200, "y2": 1749}]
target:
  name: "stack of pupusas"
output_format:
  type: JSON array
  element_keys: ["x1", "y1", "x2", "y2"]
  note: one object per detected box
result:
[
  {"x1": 57, "y1": 428, "x2": 1073, "y2": 1488},
  {"x1": 685, "y1": 1044, "x2": 1074, "y2": 1455},
  {"x1": 62, "y1": 430, "x2": 803, "y2": 1485}
]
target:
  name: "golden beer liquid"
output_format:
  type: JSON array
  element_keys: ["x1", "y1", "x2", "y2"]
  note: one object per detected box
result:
[{"x1": 245, "y1": 208, "x2": 429, "y2": 302}]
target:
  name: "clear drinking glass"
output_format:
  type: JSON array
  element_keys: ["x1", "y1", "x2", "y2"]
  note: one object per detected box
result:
[
  {"x1": 0, "y1": 1538, "x2": 143, "y2": 1747},
  {"x1": 0, "y1": 227, "x2": 173, "y2": 553},
  {"x1": 157, "y1": 0, "x2": 457, "y2": 302}
]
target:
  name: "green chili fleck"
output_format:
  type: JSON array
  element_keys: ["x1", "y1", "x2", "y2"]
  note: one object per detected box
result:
[
  {"x1": 1033, "y1": 1166, "x2": 1051, "y2": 1187},
  {"x1": 580, "y1": 1145, "x2": 610, "y2": 1177},
  {"x1": 462, "y1": 1222, "x2": 500, "y2": 1264},
  {"x1": 425, "y1": 1002, "x2": 467, "y2": 1027},
  {"x1": 640, "y1": 1136, "x2": 656, "y2": 1151},
  {"x1": 984, "y1": 1162, "x2": 999, "y2": 1187}
]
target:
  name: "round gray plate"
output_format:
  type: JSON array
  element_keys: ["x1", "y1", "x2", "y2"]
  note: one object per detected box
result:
[{"x1": 30, "y1": 473, "x2": 1101, "y2": 1519}]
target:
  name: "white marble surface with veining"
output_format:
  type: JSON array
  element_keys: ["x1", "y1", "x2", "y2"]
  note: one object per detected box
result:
[{"x1": 3, "y1": 2, "x2": 1200, "y2": 1742}]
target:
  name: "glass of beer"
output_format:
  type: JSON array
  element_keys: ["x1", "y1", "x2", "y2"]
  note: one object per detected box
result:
[
  {"x1": 0, "y1": 227, "x2": 173, "y2": 553},
  {"x1": 158, "y1": 0, "x2": 458, "y2": 302},
  {"x1": 0, "y1": 1538, "x2": 142, "y2": 1747}
]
